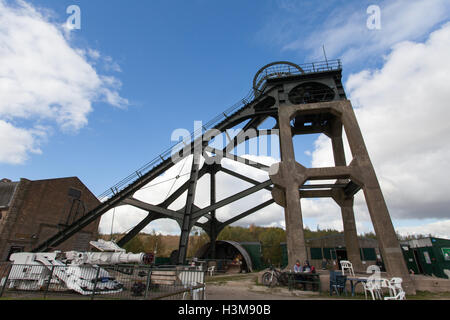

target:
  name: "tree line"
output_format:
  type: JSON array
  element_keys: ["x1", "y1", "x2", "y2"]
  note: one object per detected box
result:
[{"x1": 99, "y1": 225, "x2": 434, "y2": 266}]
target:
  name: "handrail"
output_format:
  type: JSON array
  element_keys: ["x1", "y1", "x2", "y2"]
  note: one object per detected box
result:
[
  {"x1": 253, "y1": 59, "x2": 342, "y2": 95},
  {"x1": 97, "y1": 88, "x2": 256, "y2": 201}
]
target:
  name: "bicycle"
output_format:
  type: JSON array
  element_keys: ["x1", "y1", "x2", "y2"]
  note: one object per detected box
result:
[{"x1": 261, "y1": 265, "x2": 288, "y2": 287}]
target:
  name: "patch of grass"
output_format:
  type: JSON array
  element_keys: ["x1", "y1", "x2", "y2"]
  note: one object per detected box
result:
[{"x1": 407, "y1": 291, "x2": 450, "y2": 300}]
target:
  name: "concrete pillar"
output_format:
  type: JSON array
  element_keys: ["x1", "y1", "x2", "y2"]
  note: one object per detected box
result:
[
  {"x1": 273, "y1": 108, "x2": 308, "y2": 268},
  {"x1": 340, "y1": 101, "x2": 415, "y2": 294},
  {"x1": 209, "y1": 171, "x2": 217, "y2": 259},
  {"x1": 329, "y1": 119, "x2": 363, "y2": 272},
  {"x1": 332, "y1": 192, "x2": 364, "y2": 272}
]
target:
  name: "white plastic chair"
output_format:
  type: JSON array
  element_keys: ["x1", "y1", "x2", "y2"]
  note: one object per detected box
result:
[
  {"x1": 207, "y1": 266, "x2": 215, "y2": 276},
  {"x1": 362, "y1": 278, "x2": 382, "y2": 300},
  {"x1": 384, "y1": 290, "x2": 406, "y2": 300},
  {"x1": 340, "y1": 260, "x2": 355, "y2": 277},
  {"x1": 381, "y1": 277, "x2": 405, "y2": 299}
]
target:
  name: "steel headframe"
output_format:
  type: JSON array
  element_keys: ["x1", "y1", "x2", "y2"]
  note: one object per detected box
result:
[{"x1": 32, "y1": 60, "x2": 354, "y2": 266}]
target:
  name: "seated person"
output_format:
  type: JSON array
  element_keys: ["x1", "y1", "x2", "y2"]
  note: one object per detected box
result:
[
  {"x1": 293, "y1": 260, "x2": 302, "y2": 273},
  {"x1": 303, "y1": 260, "x2": 312, "y2": 272},
  {"x1": 321, "y1": 258, "x2": 328, "y2": 270}
]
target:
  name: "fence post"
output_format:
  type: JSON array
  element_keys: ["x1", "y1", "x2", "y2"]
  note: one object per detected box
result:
[
  {"x1": 91, "y1": 266, "x2": 101, "y2": 300},
  {"x1": 0, "y1": 264, "x2": 12, "y2": 297},
  {"x1": 44, "y1": 265, "x2": 55, "y2": 300},
  {"x1": 144, "y1": 267, "x2": 152, "y2": 299},
  {"x1": 189, "y1": 285, "x2": 194, "y2": 300}
]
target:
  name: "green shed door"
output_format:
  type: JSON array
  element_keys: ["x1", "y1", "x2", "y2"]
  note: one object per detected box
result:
[
  {"x1": 241, "y1": 243, "x2": 263, "y2": 271},
  {"x1": 430, "y1": 246, "x2": 446, "y2": 278},
  {"x1": 418, "y1": 248, "x2": 435, "y2": 276},
  {"x1": 401, "y1": 246, "x2": 419, "y2": 274},
  {"x1": 361, "y1": 248, "x2": 377, "y2": 261}
]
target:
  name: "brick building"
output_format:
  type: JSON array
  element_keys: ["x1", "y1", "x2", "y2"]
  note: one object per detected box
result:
[{"x1": 0, "y1": 177, "x2": 101, "y2": 261}]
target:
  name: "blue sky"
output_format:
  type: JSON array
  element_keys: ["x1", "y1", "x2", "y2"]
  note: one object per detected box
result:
[
  {"x1": 1, "y1": 0, "x2": 450, "y2": 237},
  {"x1": 2, "y1": 0, "x2": 333, "y2": 193}
]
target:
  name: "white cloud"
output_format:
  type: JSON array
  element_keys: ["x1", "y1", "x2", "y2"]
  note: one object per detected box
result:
[
  {"x1": 0, "y1": 120, "x2": 44, "y2": 164},
  {"x1": 0, "y1": 0, "x2": 128, "y2": 164},
  {"x1": 397, "y1": 220, "x2": 450, "y2": 239},
  {"x1": 87, "y1": 49, "x2": 101, "y2": 60},
  {"x1": 311, "y1": 23, "x2": 450, "y2": 227},
  {"x1": 279, "y1": 0, "x2": 450, "y2": 65}
]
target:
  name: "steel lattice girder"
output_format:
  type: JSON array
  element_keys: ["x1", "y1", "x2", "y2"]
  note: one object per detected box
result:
[
  {"x1": 32, "y1": 69, "x2": 362, "y2": 255},
  {"x1": 31, "y1": 86, "x2": 281, "y2": 252}
]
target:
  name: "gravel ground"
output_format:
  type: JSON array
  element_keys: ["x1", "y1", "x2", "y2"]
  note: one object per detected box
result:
[
  {"x1": 205, "y1": 274, "x2": 329, "y2": 300},
  {"x1": 204, "y1": 273, "x2": 450, "y2": 300}
]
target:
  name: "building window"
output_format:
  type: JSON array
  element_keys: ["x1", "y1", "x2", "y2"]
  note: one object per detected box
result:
[
  {"x1": 361, "y1": 248, "x2": 377, "y2": 261},
  {"x1": 68, "y1": 187, "x2": 82, "y2": 199},
  {"x1": 310, "y1": 248, "x2": 323, "y2": 260}
]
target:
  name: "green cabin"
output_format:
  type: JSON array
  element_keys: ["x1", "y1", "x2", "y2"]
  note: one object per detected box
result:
[
  {"x1": 400, "y1": 237, "x2": 450, "y2": 279},
  {"x1": 239, "y1": 242, "x2": 264, "y2": 271},
  {"x1": 279, "y1": 235, "x2": 450, "y2": 279}
]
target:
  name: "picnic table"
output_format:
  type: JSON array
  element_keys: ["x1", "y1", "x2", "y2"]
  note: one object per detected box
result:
[
  {"x1": 286, "y1": 271, "x2": 320, "y2": 292},
  {"x1": 346, "y1": 276, "x2": 368, "y2": 296},
  {"x1": 347, "y1": 276, "x2": 391, "y2": 297}
]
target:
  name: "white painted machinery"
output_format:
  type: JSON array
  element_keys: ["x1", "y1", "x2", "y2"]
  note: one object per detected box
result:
[{"x1": 3, "y1": 239, "x2": 153, "y2": 295}]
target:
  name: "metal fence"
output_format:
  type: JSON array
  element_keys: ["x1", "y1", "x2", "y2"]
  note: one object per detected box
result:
[{"x1": 0, "y1": 263, "x2": 205, "y2": 300}]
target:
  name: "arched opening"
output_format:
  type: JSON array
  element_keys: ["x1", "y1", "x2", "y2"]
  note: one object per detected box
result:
[
  {"x1": 288, "y1": 82, "x2": 335, "y2": 105},
  {"x1": 194, "y1": 240, "x2": 253, "y2": 273}
]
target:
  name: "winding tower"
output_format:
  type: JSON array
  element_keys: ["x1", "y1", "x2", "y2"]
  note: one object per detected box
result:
[{"x1": 32, "y1": 60, "x2": 415, "y2": 294}]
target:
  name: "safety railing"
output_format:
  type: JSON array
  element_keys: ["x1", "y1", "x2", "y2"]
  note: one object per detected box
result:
[
  {"x1": 97, "y1": 87, "x2": 256, "y2": 201},
  {"x1": 0, "y1": 263, "x2": 206, "y2": 300},
  {"x1": 253, "y1": 59, "x2": 342, "y2": 95}
]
